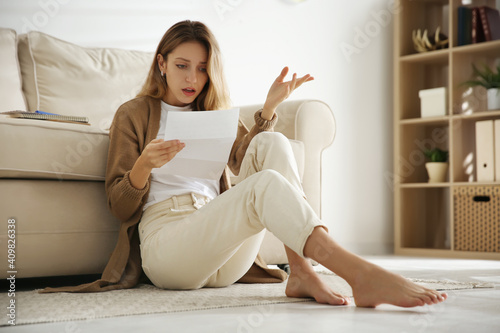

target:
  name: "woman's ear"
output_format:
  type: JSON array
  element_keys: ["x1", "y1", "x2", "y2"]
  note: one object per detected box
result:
[{"x1": 157, "y1": 54, "x2": 166, "y2": 74}]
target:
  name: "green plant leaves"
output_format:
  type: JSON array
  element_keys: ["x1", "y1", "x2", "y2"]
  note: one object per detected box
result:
[
  {"x1": 463, "y1": 63, "x2": 500, "y2": 90},
  {"x1": 423, "y1": 148, "x2": 449, "y2": 162}
]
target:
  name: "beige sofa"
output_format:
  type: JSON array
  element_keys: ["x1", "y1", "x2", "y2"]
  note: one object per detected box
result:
[{"x1": 0, "y1": 28, "x2": 336, "y2": 279}]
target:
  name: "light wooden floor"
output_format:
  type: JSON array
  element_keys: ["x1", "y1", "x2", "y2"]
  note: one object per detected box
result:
[{"x1": 3, "y1": 256, "x2": 500, "y2": 333}]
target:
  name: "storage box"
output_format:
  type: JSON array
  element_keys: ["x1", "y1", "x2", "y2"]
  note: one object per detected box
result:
[
  {"x1": 419, "y1": 87, "x2": 447, "y2": 118},
  {"x1": 453, "y1": 186, "x2": 500, "y2": 252}
]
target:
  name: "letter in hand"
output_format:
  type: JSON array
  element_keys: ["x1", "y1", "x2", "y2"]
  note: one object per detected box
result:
[
  {"x1": 141, "y1": 139, "x2": 185, "y2": 170},
  {"x1": 261, "y1": 66, "x2": 314, "y2": 120},
  {"x1": 130, "y1": 138, "x2": 185, "y2": 190}
]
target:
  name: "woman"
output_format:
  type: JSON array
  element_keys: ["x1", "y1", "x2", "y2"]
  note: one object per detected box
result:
[{"x1": 42, "y1": 20, "x2": 446, "y2": 308}]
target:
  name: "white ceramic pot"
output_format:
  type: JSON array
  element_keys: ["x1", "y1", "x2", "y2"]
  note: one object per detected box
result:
[
  {"x1": 487, "y1": 88, "x2": 500, "y2": 110},
  {"x1": 425, "y1": 162, "x2": 448, "y2": 183}
]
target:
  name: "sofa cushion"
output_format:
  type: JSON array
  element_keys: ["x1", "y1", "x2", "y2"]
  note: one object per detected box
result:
[
  {"x1": 18, "y1": 31, "x2": 153, "y2": 129},
  {"x1": 0, "y1": 28, "x2": 27, "y2": 112},
  {"x1": 0, "y1": 117, "x2": 109, "y2": 180},
  {"x1": 0, "y1": 112, "x2": 304, "y2": 182}
]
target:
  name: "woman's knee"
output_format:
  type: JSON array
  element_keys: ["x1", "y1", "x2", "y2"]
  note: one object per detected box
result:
[
  {"x1": 250, "y1": 132, "x2": 293, "y2": 163},
  {"x1": 254, "y1": 169, "x2": 289, "y2": 187},
  {"x1": 253, "y1": 131, "x2": 289, "y2": 147}
]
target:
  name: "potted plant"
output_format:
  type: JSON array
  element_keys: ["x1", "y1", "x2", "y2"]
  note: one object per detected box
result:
[
  {"x1": 463, "y1": 63, "x2": 500, "y2": 111},
  {"x1": 424, "y1": 148, "x2": 449, "y2": 183}
]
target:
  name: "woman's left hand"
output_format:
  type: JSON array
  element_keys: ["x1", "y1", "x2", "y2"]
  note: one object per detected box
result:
[{"x1": 261, "y1": 66, "x2": 314, "y2": 120}]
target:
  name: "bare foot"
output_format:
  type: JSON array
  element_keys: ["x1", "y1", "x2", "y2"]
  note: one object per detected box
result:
[
  {"x1": 285, "y1": 271, "x2": 350, "y2": 305},
  {"x1": 351, "y1": 264, "x2": 447, "y2": 308}
]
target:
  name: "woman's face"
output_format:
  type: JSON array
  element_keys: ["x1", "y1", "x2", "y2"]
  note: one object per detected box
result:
[{"x1": 159, "y1": 41, "x2": 209, "y2": 107}]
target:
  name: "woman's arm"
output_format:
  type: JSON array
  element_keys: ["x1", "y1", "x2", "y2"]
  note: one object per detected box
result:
[
  {"x1": 228, "y1": 67, "x2": 313, "y2": 175},
  {"x1": 228, "y1": 111, "x2": 278, "y2": 175},
  {"x1": 105, "y1": 105, "x2": 184, "y2": 221},
  {"x1": 105, "y1": 114, "x2": 149, "y2": 222}
]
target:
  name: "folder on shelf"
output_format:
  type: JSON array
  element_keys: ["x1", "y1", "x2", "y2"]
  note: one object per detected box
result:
[
  {"x1": 475, "y1": 120, "x2": 495, "y2": 182},
  {"x1": 495, "y1": 120, "x2": 500, "y2": 181}
]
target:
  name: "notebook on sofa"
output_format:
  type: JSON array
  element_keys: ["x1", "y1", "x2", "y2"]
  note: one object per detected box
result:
[{"x1": 1, "y1": 110, "x2": 90, "y2": 125}]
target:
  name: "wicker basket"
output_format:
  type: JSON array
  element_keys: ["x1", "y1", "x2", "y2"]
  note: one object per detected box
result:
[{"x1": 453, "y1": 186, "x2": 500, "y2": 252}]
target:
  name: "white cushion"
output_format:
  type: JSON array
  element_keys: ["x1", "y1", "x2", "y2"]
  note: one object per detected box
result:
[
  {"x1": 0, "y1": 116, "x2": 109, "y2": 180},
  {"x1": 0, "y1": 28, "x2": 27, "y2": 112},
  {"x1": 18, "y1": 31, "x2": 153, "y2": 129}
]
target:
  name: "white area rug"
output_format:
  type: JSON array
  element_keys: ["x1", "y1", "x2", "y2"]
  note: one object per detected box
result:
[{"x1": 1, "y1": 272, "x2": 493, "y2": 326}]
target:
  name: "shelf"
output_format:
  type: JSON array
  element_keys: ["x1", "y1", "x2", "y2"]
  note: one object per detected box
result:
[
  {"x1": 452, "y1": 54, "x2": 500, "y2": 114},
  {"x1": 394, "y1": 0, "x2": 500, "y2": 259},
  {"x1": 399, "y1": 187, "x2": 450, "y2": 250},
  {"x1": 399, "y1": 182, "x2": 500, "y2": 188},
  {"x1": 397, "y1": 0, "x2": 450, "y2": 57},
  {"x1": 400, "y1": 116, "x2": 449, "y2": 125},
  {"x1": 452, "y1": 182, "x2": 500, "y2": 187},
  {"x1": 397, "y1": 61, "x2": 449, "y2": 119},
  {"x1": 398, "y1": 123, "x2": 449, "y2": 183},
  {"x1": 398, "y1": 181, "x2": 500, "y2": 189},
  {"x1": 398, "y1": 111, "x2": 500, "y2": 132},
  {"x1": 399, "y1": 182, "x2": 450, "y2": 188},
  {"x1": 452, "y1": 110, "x2": 500, "y2": 120},
  {"x1": 452, "y1": 40, "x2": 500, "y2": 56},
  {"x1": 400, "y1": 48, "x2": 449, "y2": 64}
]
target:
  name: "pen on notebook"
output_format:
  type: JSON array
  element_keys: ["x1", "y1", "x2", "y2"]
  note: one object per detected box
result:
[{"x1": 35, "y1": 110, "x2": 59, "y2": 115}]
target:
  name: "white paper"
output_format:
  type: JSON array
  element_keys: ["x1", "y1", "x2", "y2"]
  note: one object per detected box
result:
[{"x1": 152, "y1": 108, "x2": 240, "y2": 180}]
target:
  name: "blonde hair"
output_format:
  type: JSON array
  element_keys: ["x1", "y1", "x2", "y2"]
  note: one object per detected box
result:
[{"x1": 138, "y1": 20, "x2": 231, "y2": 111}]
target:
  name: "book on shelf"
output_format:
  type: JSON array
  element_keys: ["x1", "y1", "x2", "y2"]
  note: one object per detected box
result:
[
  {"x1": 479, "y1": 6, "x2": 500, "y2": 41},
  {"x1": 458, "y1": 5, "x2": 500, "y2": 45},
  {"x1": 0, "y1": 110, "x2": 90, "y2": 125},
  {"x1": 472, "y1": 8, "x2": 485, "y2": 44},
  {"x1": 458, "y1": 6, "x2": 473, "y2": 46}
]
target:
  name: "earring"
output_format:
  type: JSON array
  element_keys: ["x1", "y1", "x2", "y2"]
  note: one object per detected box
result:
[{"x1": 160, "y1": 70, "x2": 164, "y2": 77}]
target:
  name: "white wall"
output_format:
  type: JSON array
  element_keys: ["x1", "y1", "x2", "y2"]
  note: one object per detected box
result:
[{"x1": 0, "y1": 0, "x2": 397, "y2": 254}]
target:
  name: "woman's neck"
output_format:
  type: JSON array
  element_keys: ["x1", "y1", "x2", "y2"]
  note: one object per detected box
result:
[{"x1": 160, "y1": 100, "x2": 192, "y2": 111}]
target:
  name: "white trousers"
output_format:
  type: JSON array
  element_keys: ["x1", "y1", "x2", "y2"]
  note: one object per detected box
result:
[{"x1": 139, "y1": 132, "x2": 325, "y2": 289}]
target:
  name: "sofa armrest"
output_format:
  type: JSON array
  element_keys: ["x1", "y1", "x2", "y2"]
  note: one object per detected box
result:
[{"x1": 238, "y1": 100, "x2": 336, "y2": 218}]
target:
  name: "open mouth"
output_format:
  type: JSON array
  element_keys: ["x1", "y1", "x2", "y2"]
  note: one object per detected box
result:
[{"x1": 182, "y1": 88, "x2": 196, "y2": 96}]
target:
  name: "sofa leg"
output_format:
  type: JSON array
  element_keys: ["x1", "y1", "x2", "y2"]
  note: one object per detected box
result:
[{"x1": 277, "y1": 264, "x2": 291, "y2": 275}]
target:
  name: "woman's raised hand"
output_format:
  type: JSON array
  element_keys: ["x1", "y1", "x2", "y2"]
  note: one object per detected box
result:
[
  {"x1": 140, "y1": 139, "x2": 185, "y2": 170},
  {"x1": 261, "y1": 67, "x2": 314, "y2": 120}
]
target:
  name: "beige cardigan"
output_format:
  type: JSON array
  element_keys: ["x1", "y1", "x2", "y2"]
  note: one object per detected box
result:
[{"x1": 40, "y1": 96, "x2": 287, "y2": 293}]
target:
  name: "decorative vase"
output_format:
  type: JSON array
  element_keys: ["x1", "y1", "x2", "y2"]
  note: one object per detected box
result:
[
  {"x1": 425, "y1": 162, "x2": 448, "y2": 183},
  {"x1": 487, "y1": 88, "x2": 500, "y2": 110}
]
